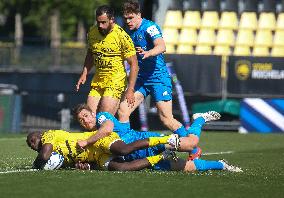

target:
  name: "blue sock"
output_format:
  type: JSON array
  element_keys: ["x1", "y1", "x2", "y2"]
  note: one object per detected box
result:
[
  {"x1": 191, "y1": 147, "x2": 199, "y2": 155},
  {"x1": 187, "y1": 117, "x2": 205, "y2": 138},
  {"x1": 120, "y1": 122, "x2": 130, "y2": 130},
  {"x1": 173, "y1": 125, "x2": 188, "y2": 137},
  {"x1": 193, "y1": 159, "x2": 224, "y2": 171}
]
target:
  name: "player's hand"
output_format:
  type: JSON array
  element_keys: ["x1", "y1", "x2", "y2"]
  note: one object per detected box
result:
[
  {"x1": 125, "y1": 88, "x2": 135, "y2": 108},
  {"x1": 75, "y1": 161, "x2": 91, "y2": 170},
  {"x1": 76, "y1": 70, "x2": 87, "y2": 92},
  {"x1": 77, "y1": 140, "x2": 88, "y2": 149},
  {"x1": 136, "y1": 47, "x2": 151, "y2": 59}
]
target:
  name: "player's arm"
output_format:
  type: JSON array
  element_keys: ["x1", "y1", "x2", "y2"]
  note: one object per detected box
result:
[
  {"x1": 33, "y1": 143, "x2": 53, "y2": 169},
  {"x1": 77, "y1": 120, "x2": 114, "y2": 148},
  {"x1": 138, "y1": 37, "x2": 166, "y2": 59},
  {"x1": 125, "y1": 54, "x2": 139, "y2": 93},
  {"x1": 76, "y1": 49, "x2": 94, "y2": 91}
]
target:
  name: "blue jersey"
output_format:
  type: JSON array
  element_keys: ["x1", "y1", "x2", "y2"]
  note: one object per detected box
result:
[{"x1": 128, "y1": 19, "x2": 170, "y2": 82}]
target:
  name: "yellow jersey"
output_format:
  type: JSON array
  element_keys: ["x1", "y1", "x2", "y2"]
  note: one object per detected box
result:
[
  {"x1": 41, "y1": 130, "x2": 120, "y2": 169},
  {"x1": 87, "y1": 24, "x2": 136, "y2": 88}
]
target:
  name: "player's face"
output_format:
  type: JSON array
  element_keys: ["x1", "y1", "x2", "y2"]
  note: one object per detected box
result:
[
  {"x1": 96, "y1": 13, "x2": 114, "y2": 36},
  {"x1": 27, "y1": 134, "x2": 41, "y2": 152},
  {"x1": 77, "y1": 109, "x2": 96, "y2": 130},
  {"x1": 123, "y1": 12, "x2": 141, "y2": 30}
]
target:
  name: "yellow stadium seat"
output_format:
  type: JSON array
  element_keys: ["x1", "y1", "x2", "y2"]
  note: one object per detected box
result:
[
  {"x1": 273, "y1": 30, "x2": 284, "y2": 46},
  {"x1": 239, "y1": 12, "x2": 258, "y2": 30},
  {"x1": 163, "y1": 28, "x2": 179, "y2": 44},
  {"x1": 276, "y1": 13, "x2": 284, "y2": 30},
  {"x1": 195, "y1": 45, "x2": 212, "y2": 55},
  {"x1": 183, "y1": 11, "x2": 201, "y2": 29},
  {"x1": 219, "y1": 12, "x2": 238, "y2": 30},
  {"x1": 254, "y1": 30, "x2": 273, "y2": 47},
  {"x1": 213, "y1": 45, "x2": 231, "y2": 56},
  {"x1": 235, "y1": 29, "x2": 254, "y2": 47},
  {"x1": 201, "y1": 11, "x2": 219, "y2": 29},
  {"x1": 197, "y1": 29, "x2": 215, "y2": 46},
  {"x1": 233, "y1": 45, "x2": 251, "y2": 56},
  {"x1": 252, "y1": 46, "x2": 270, "y2": 56},
  {"x1": 215, "y1": 29, "x2": 235, "y2": 46},
  {"x1": 271, "y1": 46, "x2": 284, "y2": 57},
  {"x1": 178, "y1": 28, "x2": 197, "y2": 45},
  {"x1": 176, "y1": 44, "x2": 194, "y2": 54},
  {"x1": 165, "y1": 43, "x2": 176, "y2": 54},
  {"x1": 164, "y1": 10, "x2": 183, "y2": 28},
  {"x1": 258, "y1": 12, "x2": 276, "y2": 30}
]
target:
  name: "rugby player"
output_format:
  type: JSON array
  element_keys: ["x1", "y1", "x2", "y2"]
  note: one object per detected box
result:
[{"x1": 76, "y1": 5, "x2": 139, "y2": 115}]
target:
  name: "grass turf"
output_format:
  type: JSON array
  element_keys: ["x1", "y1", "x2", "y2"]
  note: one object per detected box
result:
[{"x1": 0, "y1": 132, "x2": 284, "y2": 198}]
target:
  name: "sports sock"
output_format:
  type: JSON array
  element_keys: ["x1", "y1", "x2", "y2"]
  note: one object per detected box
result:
[
  {"x1": 173, "y1": 125, "x2": 188, "y2": 137},
  {"x1": 148, "y1": 135, "x2": 170, "y2": 147},
  {"x1": 146, "y1": 155, "x2": 163, "y2": 166},
  {"x1": 187, "y1": 117, "x2": 205, "y2": 138},
  {"x1": 193, "y1": 159, "x2": 223, "y2": 171}
]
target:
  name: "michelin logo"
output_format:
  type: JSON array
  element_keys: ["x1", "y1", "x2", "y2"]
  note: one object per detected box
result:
[
  {"x1": 98, "y1": 115, "x2": 107, "y2": 125},
  {"x1": 147, "y1": 25, "x2": 160, "y2": 37},
  {"x1": 162, "y1": 91, "x2": 169, "y2": 96}
]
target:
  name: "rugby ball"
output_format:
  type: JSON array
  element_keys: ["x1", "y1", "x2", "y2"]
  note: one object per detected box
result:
[{"x1": 42, "y1": 152, "x2": 64, "y2": 170}]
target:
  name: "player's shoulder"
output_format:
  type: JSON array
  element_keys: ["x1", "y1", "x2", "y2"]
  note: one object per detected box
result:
[
  {"x1": 113, "y1": 24, "x2": 127, "y2": 35},
  {"x1": 143, "y1": 19, "x2": 162, "y2": 37},
  {"x1": 88, "y1": 25, "x2": 99, "y2": 37}
]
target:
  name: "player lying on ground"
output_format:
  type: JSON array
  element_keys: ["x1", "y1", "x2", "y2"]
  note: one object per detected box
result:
[
  {"x1": 26, "y1": 129, "x2": 179, "y2": 170},
  {"x1": 73, "y1": 103, "x2": 221, "y2": 161},
  {"x1": 26, "y1": 129, "x2": 242, "y2": 172}
]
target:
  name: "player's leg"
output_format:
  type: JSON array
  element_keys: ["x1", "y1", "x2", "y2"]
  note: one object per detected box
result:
[{"x1": 87, "y1": 87, "x2": 101, "y2": 113}]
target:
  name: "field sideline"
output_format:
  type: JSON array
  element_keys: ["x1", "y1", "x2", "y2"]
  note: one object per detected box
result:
[{"x1": 0, "y1": 132, "x2": 283, "y2": 198}]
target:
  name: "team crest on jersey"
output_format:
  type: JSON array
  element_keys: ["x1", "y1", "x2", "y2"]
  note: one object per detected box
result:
[
  {"x1": 97, "y1": 115, "x2": 107, "y2": 125},
  {"x1": 146, "y1": 25, "x2": 160, "y2": 37},
  {"x1": 138, "y1": 35, "x2": 143, "y2": 41}
]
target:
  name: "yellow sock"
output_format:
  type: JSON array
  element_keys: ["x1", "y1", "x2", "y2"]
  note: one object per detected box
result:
[
  {"x1": 148, "y1": 135, "x2": 170, "y2": 147},
  {"x1": 146, "y1": 155, "x2": 163, "y2": 166}
]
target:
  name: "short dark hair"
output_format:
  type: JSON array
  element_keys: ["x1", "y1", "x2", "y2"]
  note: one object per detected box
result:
[
  {"x1": 96, "y1": 5, "x2": 115, "y2": 19},
  {"x1": 72, "y1": 103, "x2": 92, "y2": 121},
  {"x1": 123, "y1": 0, "x2": 141, "y2": 15}
]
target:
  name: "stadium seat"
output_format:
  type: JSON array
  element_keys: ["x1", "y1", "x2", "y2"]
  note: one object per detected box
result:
[
  {"x1": 213, "y1": 45, "x2": 231, "y2": 56},
  {"x1": 178, "y1": 28, "x2": 197, "y2": 45},
  {"x1": 233, "y1": 45, "x2": 251, "y2": 56},
  {"x1": 182, "y1": 11, "x2": 201, "y2": 29},
  {"x1": 235, "y1": 29, "x2": 254, "y2": 47},
  {"x1": 252, "y1": 46, "x2": 270, "y2": 56},
  {"x1": 164, "y1": 10, "x2": 183, "y2": 29},
  {"x1": 276, "y1": 13, "x2": 284, "y2": 30},
  {"x1": 219, "y1": 11, "x2": 238, "y2": 30},
  {"x1": 163, "y1": 28, "x2": 179, "y2": 44},
  {"x1": 273, "y1": 30, "x2": 284, "y2": 46},
  {"x1": 165, "y1": 43, "x2": 176, "y2": 54},
  {"x1": 239, "y1": 12, "x2": 258, "y2": 30},
  {"x1": 195, "y1": 45, "x2": 212, "y2": 55},
  {"x1": 176, "y1": 44, "x2": 194, "y2": 54},
  {"x1": 271, "y1": 46, "x2": 284, "y2": 57},
  {"x1": 201, "y1": 11, "x2": 219, "y2": 29},
  {"x1": 215, "y1": 29, "x2": 235, "y2": 46},
  {"x1": 197, "y1": 29, "x2": 215, "y2": 46},
  {"x1": 258, "y1": 12, "x2": 276, "y2": 30},
  {"x1": 254, "y1": 30, "x2": 273, "y2": 47}
]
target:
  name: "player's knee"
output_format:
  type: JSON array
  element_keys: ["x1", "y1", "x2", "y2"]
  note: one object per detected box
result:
[
  {"x1": 116, "y1": 146, "x2": 132, "y2": 156},
  {"x1": 118, "y1": 107, "x2": 130, "y2": 120}
]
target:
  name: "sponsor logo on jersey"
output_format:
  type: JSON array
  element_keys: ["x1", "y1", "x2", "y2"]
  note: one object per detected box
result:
[
  {"x1": 146, "y1": 25, "x2": 160, "y2": 37},
  {"x1": 98, "y1": 115, "x2": 107, "y2": 125}
]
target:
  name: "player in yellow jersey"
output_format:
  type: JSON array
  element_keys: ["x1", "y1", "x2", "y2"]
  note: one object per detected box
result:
[
  {"x1": 26, "y1": 129, "x2": 179, "y2": 170},
  {"x1": 76, "y1": 5, "x2": 139, "y2": 115}
]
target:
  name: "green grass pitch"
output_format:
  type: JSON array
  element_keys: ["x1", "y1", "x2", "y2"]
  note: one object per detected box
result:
[{"x1": 0, "y1": 132, "x2": 284, "y2": 198}]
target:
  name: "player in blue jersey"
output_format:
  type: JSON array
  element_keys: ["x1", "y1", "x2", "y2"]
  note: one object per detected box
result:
[
  {"x1": 117, "y1": 1, "x2": 208, "y2": 159},
  {"x1": 73, "y1": 103, "x2": 225, "y2": 171}
]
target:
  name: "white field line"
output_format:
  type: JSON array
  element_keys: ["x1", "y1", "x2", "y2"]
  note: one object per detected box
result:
[
  {"x1": 202, "y1": 151, "x2": 234, "y2": 155},
  {"x1": 0, "y1": 169, "x2": 38, "y2": 174}
]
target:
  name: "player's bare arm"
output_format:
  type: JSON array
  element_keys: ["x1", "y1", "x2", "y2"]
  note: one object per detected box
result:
[
  {"x1": 76, "y1": 49, "x2": 94, "y2": 91},
  {"x1": 33, "y1": 143, "x2": 53, "y2": 169},
  {"x1": 77, "y1": 120, "x2": 114, "y2": 148},
  {"x1": 124, "y1": 54, "x2": 139, "y2": 107},
  {"x1": 140, "y1": 38, "x2": 166, "y2": 59}
]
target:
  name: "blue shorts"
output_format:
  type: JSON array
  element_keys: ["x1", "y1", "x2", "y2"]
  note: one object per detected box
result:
[
  {"x1": 135, "y1": 76, "x2": 172, "y2": 102},
  {"x1": 119, "y1": 130, "x2": 166, "y2": 161}
]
